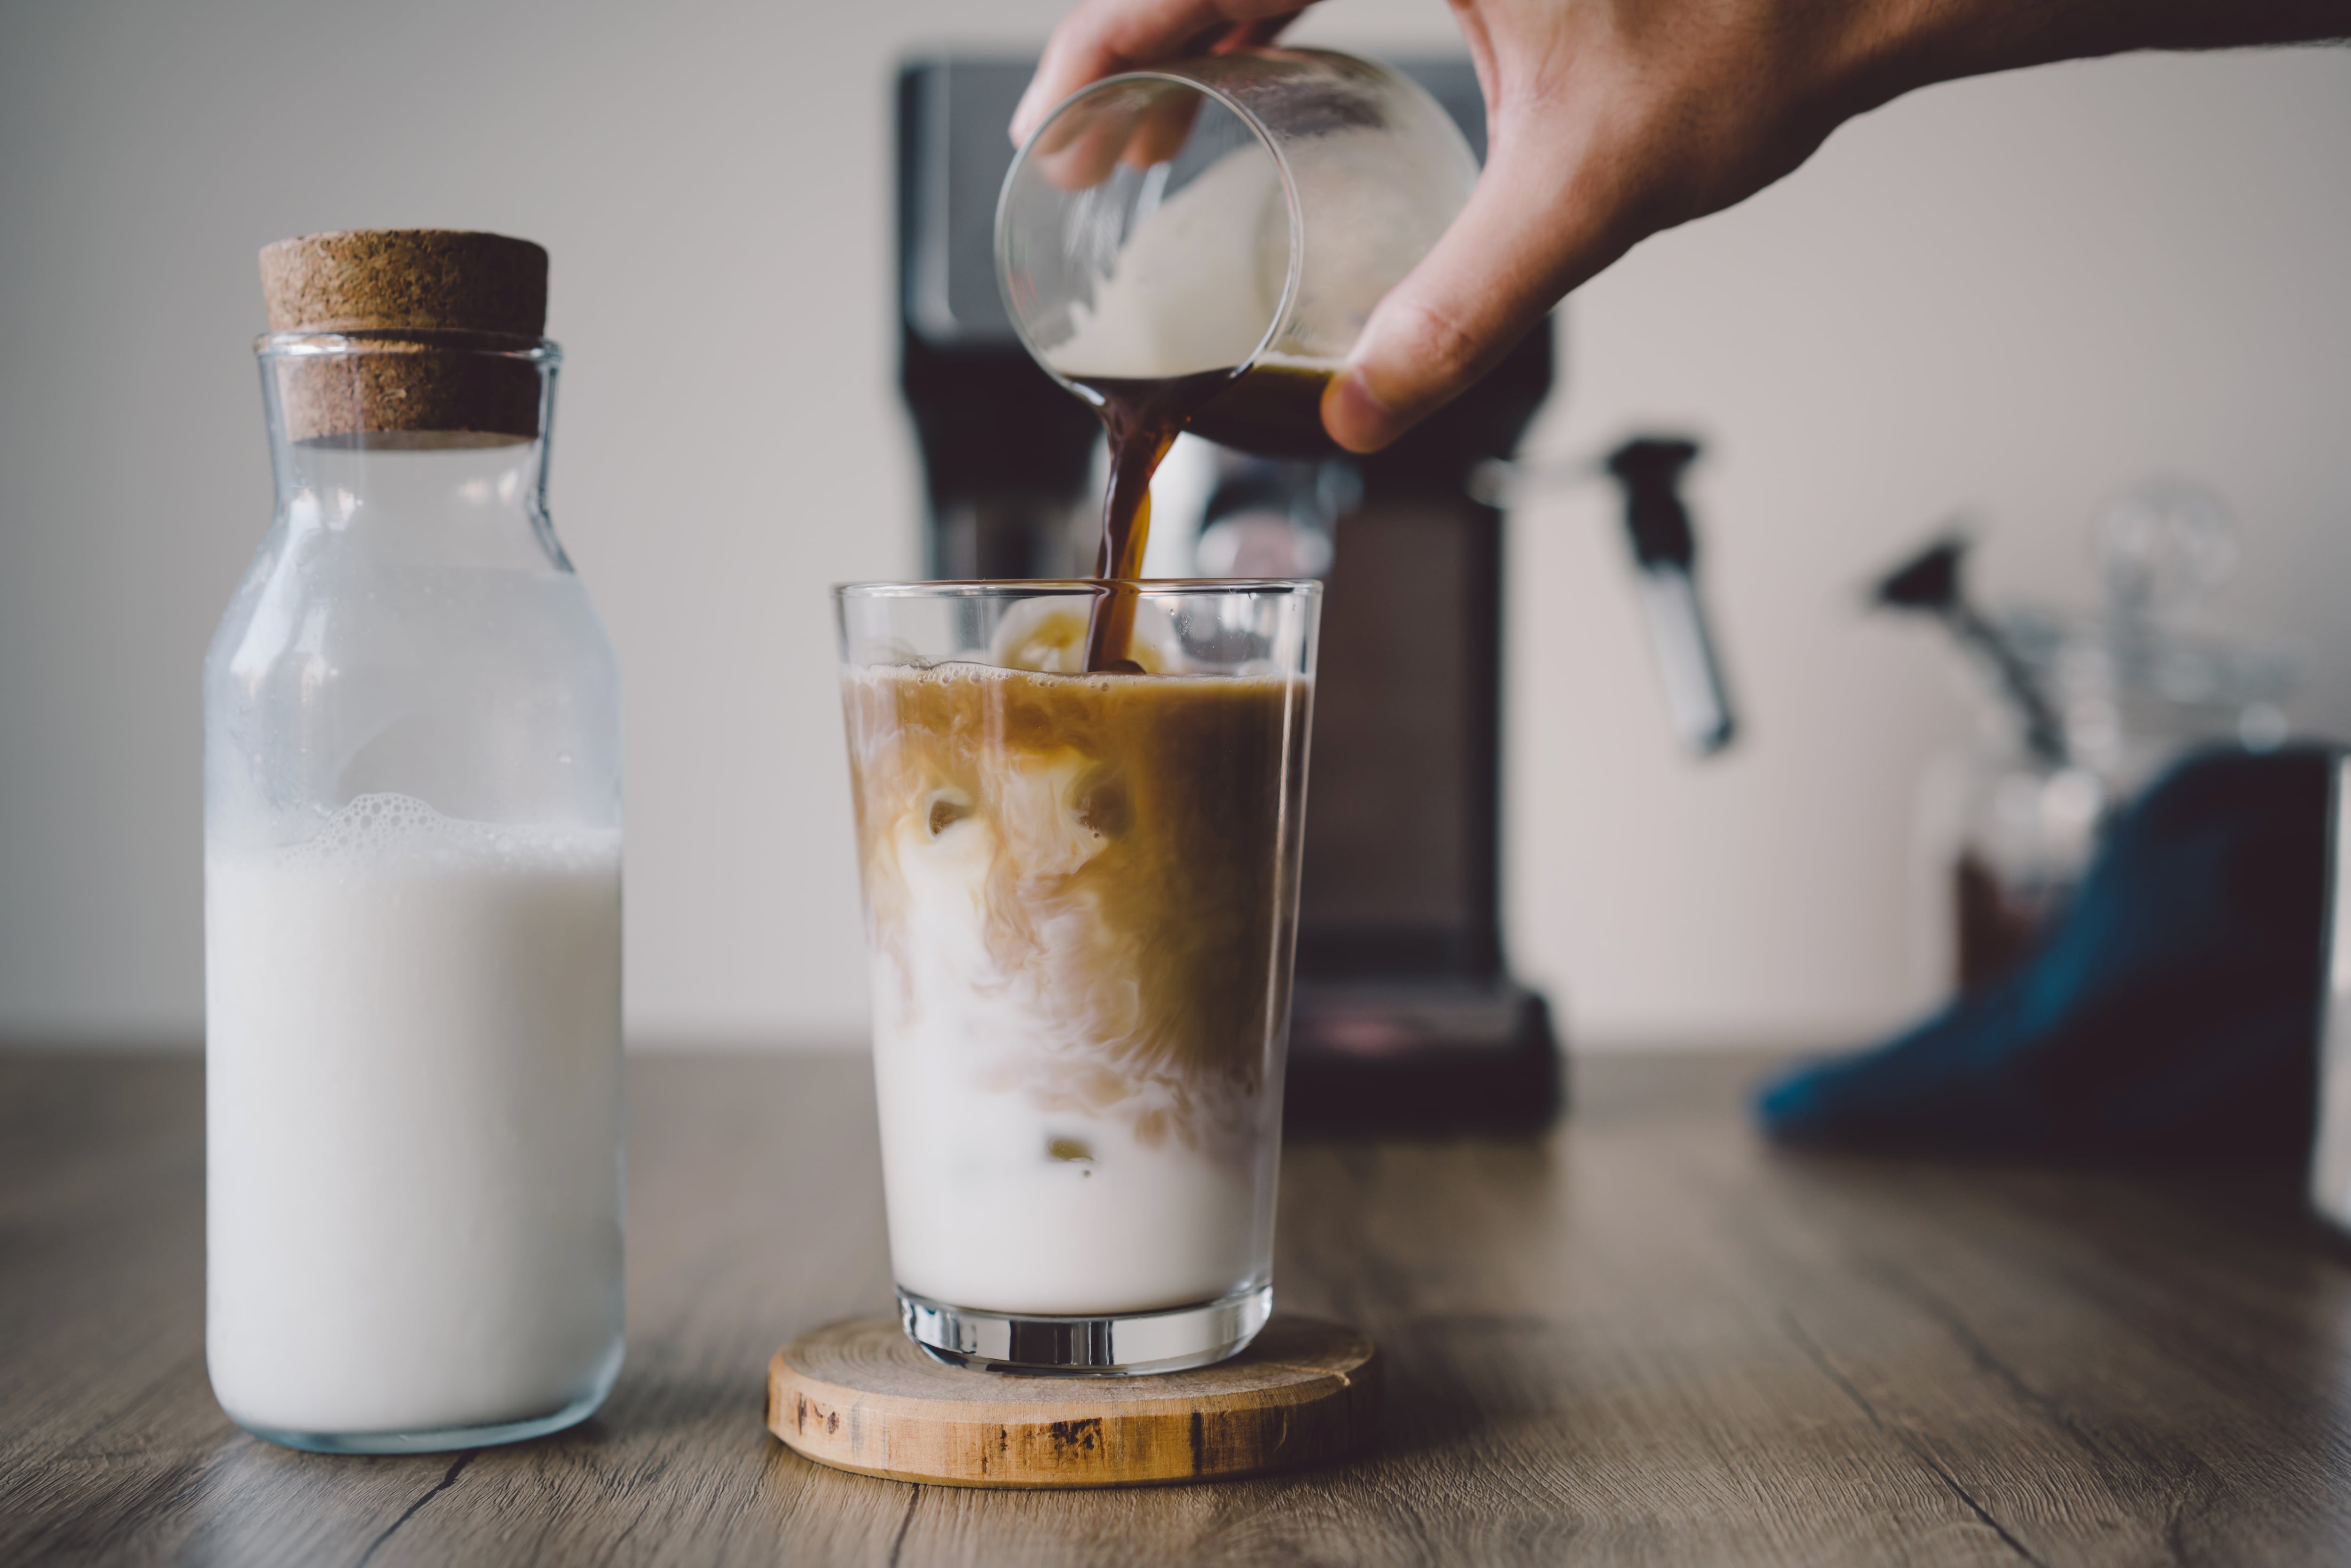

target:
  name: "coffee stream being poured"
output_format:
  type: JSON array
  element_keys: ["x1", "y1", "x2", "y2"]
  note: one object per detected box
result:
[
  {"x1": 1014, "y1": 65, "x2": 1482, "y2": 674},
  {"x1": 1071, "y1": 360, "x2": 1338, "y2": 671},
  {"x1": 1068, "y1": 369, "x2": 1229, "y2": 674}
]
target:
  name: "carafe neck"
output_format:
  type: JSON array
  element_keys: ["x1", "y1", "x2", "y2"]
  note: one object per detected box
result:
[
  {"x1": 257, "y1": 332, "x2": 566, "y2": 569},
  {"x1": 270, "y1": 438, "x2": 565, "y2": 569}
]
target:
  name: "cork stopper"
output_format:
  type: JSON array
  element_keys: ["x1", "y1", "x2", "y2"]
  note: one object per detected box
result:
[{"x1": 259, "y1": 229, "x2": 551, "y2": 447}]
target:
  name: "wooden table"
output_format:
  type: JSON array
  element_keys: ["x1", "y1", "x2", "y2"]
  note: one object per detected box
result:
[{"x1": 8, "y1": 1049, "x2": 2351, "y2": 1566}]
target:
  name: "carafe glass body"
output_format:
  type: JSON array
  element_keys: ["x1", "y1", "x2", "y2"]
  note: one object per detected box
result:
[{"x1": 203, "y1": 331, "x2": 624, "y2": 1453}]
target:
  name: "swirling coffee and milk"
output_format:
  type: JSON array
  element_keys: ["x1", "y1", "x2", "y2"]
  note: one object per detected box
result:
[{"x1": 848, "y1": 143, "x2": 1332, "y2": 1317}]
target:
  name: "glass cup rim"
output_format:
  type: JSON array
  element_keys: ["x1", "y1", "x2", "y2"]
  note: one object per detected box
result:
[
  {"x1": 994, "y1": 55, "x2": 1308, "y2": 395},
  {"x1": 833, "y1": 578, "x2": 1323, "y2": 600}
]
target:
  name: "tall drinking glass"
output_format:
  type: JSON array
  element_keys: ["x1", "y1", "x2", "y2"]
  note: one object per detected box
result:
[{"x1": 836, "y1": 582, "x2": 1318, "y2": 1372}]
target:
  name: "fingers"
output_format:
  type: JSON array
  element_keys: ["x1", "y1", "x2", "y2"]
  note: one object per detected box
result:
[
  {"x1": 1029, "y1": 86, "x2": 1154, "y2": 191},
  {"x1": 1011, "y1": 0, "x2": 1306, "y2": 144},
  {"x1": 1218, "y1": 10, "x2": 1305, "y2": 53},
  {"x1": 1323, "y1": 136, "x2": 1628, "y2": 452},
  {"x1": 1122, "y1": 90, "x2": 1203, "y2": 170},
  {"x1": 1022, "y1": 79, "x2": 1207, "y2": 194}
]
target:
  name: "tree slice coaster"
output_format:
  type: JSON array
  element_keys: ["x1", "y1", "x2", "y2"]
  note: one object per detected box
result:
[{"x1": 766, "y1": 1313, "x2": 1380, "y2": 1489}]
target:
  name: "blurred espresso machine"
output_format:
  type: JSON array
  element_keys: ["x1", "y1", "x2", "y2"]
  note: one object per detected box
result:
[{"x1": 898, "y1": 56, "x2": 1734, "y2": 1131}]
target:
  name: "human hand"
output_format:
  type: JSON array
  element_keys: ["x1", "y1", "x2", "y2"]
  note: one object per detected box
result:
[
  {"x1": 1012, "y1": 0, "x2": 2350, "y2": 452},
  {"x1": 1011, "y1": 0, "x2": 1924, "y2": 451}
]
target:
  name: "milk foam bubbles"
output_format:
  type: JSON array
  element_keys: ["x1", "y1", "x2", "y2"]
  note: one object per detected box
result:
[{"x1": 205, "y1": 793, "x2": 623, "y2": 1440}]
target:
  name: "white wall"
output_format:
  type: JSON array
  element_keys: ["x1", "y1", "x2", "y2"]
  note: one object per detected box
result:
[
  {"x1": 1504, "y1": 45, "x2": 2351, "y2": 1046},
  {"x1": 1, "y1": 1, "x2": 2345, "y2": 1051}
]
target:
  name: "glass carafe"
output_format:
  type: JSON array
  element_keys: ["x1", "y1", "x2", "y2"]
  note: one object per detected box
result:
[
  {"x1": 1912, "y1": 481, "x2": 2292, "y2": 994},
  {"x1": 204, "y1": 239, "x2": 623, "y2": 1452}
]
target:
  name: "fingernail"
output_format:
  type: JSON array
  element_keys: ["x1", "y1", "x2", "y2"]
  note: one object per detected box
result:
[{"x1": 1323, "y1": 368, "x2": 1400, "y2": 454}]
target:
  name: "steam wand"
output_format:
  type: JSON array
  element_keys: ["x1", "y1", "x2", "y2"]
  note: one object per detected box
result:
[{"x1": 1472, "y1": 437, "x2": 1739, "y2": 757}]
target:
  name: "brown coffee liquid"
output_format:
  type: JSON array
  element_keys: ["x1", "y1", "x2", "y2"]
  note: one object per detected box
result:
[
  {"x1": 1068, "y1": 369, "x2": 1231, "y2": 673},
  {"x1": 843, "y1": 662, "x2": 1310, "y2": 1126},
  {"x1": 1187, "y1": 362, "x2": 1341, "y2": 461},
  {"x1": 1070, "y1": 361, "x2": 1338, "y2": 671}
]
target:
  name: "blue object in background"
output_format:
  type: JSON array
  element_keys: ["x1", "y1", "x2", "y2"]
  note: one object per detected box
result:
[{"x1": 1756, "y1": 746, "x2": 2333, "y2": 1165}]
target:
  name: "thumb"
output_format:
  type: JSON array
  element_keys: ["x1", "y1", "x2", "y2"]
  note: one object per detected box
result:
[{"x1": 1322, "y1": 137, "x2": 1621, "y2": 453}]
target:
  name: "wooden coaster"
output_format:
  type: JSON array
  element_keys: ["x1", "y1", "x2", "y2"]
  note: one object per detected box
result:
[{"x1": 766, "y1": 1313, "x2": 1380, "y2": 1488}]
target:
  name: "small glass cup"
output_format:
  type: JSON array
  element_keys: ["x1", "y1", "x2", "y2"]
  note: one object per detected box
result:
[
  {"x1": 836, "y1": 580, "x2": 1319, "y2": 1373},
  {"x1": 996, "y1": 48, "x2": 1477, "y2": 455}
]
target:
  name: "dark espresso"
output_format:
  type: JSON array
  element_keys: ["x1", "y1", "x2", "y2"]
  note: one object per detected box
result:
[
  {"x1": 1070, "y1": 361, "x2": 1338, "y2": 670},
  {"x1": 1186, "y1": 362, "x2": 1343, "y2": 460}
]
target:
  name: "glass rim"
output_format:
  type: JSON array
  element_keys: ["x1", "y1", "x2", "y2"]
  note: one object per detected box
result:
[
  {"x1": 994, "y1": 59, "x2": 1306, "y2": 394},
  {"x1": 833, "y1": 578, "x2": 1323, "y2": 599},
  {"x1": 254, "y1": 329, "x2": 560, "y2": 364}
]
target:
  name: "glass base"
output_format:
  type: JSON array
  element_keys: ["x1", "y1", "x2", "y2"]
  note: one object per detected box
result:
[
  {"x1": 899, "y1": 1282, "x2": 1272, "y2": 1375},
  {"x1": 226, "y1": 1345, "x2": 622, "y2": 1454}
]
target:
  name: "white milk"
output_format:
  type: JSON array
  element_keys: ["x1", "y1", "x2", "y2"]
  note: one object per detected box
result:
[
  {"x1": 1051, "y1": 143, "x2": 1290, "y2": 379},
  {"x1": 205, "y1": 793, "x2": 623, "y2": 1439},
  {"x1": 1047, "y1": 129, "x2": 1460, "y2": 380},
  {"x1": 869, "y1": 952, "x2": 1272, "y2": 1319}
]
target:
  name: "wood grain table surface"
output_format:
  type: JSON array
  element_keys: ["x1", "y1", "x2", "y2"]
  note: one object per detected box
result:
[{"x1": 8, "y1": 1048, "x2": 2351, "y2": 1567}]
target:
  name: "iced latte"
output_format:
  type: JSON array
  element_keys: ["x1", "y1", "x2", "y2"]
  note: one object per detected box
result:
[{"x1": 836, "y1": 587, "x2": 1317, "y2": 1372}]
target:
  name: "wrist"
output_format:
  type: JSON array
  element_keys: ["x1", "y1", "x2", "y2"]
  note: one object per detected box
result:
[
  {"x1": 1808, "y1": 0, "x2": 2007, "y2": 118},
  {"x1": 1821, "y1": 0, "x2": 2351, "y2": 114}
]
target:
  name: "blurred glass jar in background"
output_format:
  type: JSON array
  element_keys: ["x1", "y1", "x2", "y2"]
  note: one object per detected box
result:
[{"x1": 1906, "y1": 481, "x2": 2293, "y2": 995}]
